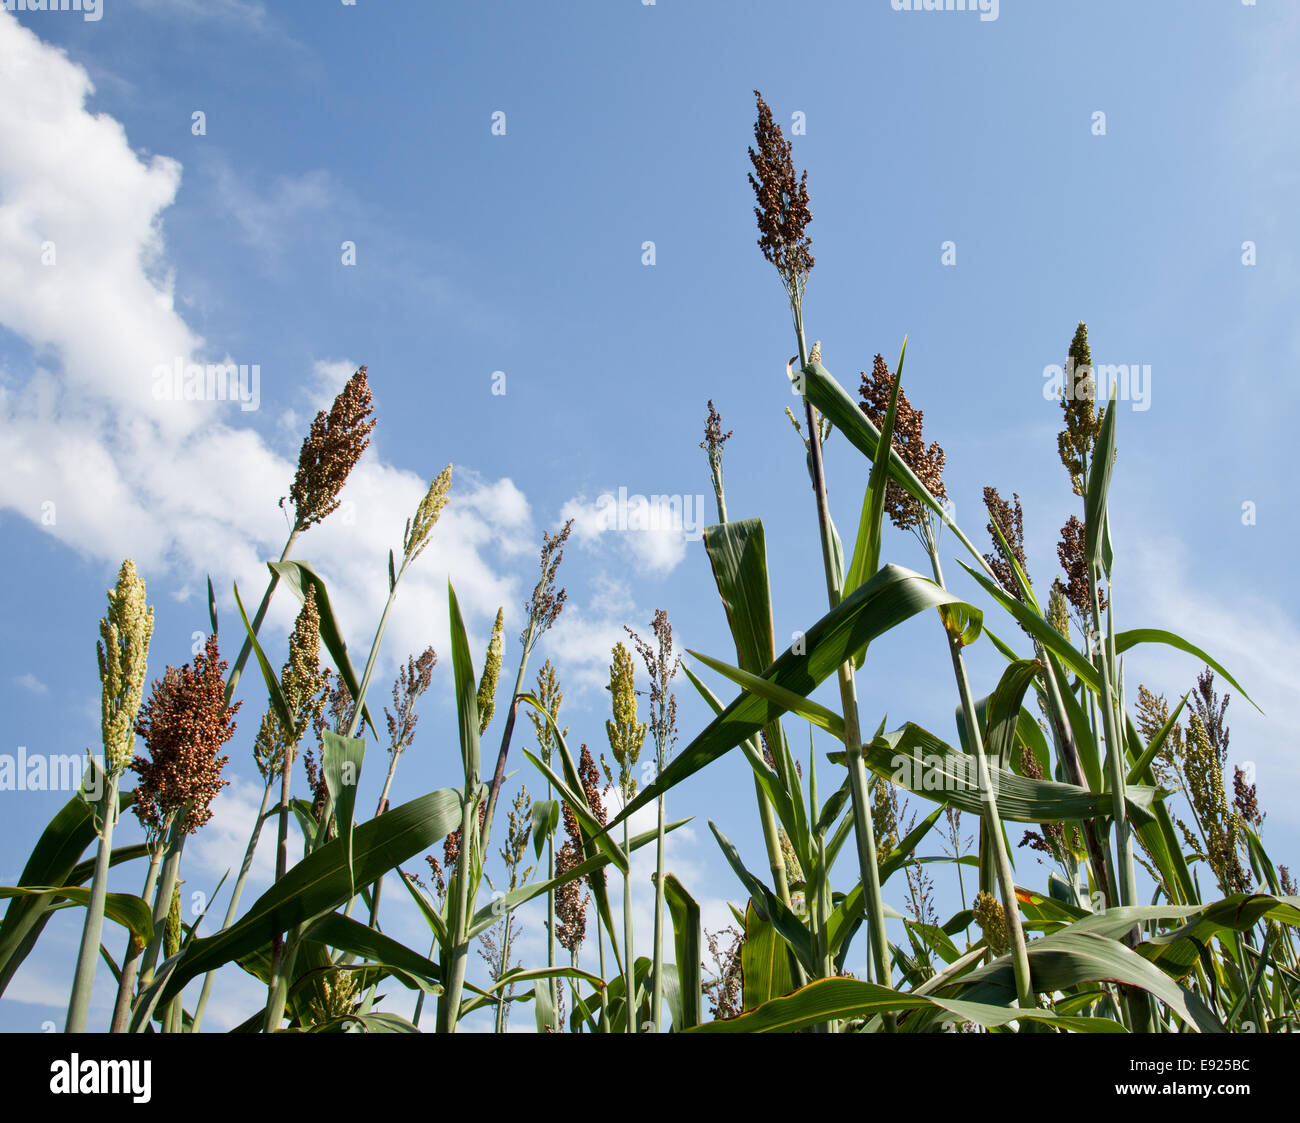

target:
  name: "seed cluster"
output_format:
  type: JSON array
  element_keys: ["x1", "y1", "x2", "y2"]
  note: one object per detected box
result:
[
  {"x1": 386, "y1": 645, "x2": 437, "y2": 756},
  {"x1": 973, "y1": 891, "x2": 1009, "y2": 957},
  {"x1": 97, "y1": 560, "x2": 155, "y2": 776},
  {"x1": 603, "y1": 642, "x2": 647, "y2": 799},
  {"x1": 253, "y1": 596, "x2": 330, "y2": 778},
  {"x1": 1056, "y1": 323, "x2": 1105, "y2": 498},
  {"x1": 748, "y1": 91, "x2": 814, "y2": 299},
  {"x1": 522, "y1": 521, "x2": 573, "y2": 648},
  {"x1": 1056, "y1": 514, "x2": 1106, "y2": 614},
  {"x1": 403, "y1": 465, "x2": 454, "y2": 566},
  {"x1": 983, "y1": 487, "x2": 1029, "y2": 599},
  {"x1": 287, "y1": 366, "x2": 377, "y2": 532},
  {"x1": 858, "y1": 354, "x2": 947, "y2": 530},
  {"x1": 475, "y1": 610, "x2": 503, "y2": 735},
  {"x1": 131, "y1": 633, "x2": 239, "y2": 841}
]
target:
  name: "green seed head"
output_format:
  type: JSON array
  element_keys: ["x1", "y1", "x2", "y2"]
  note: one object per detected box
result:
[{"x1": 97, "y1": 559, "x2": 154, "y2": 775}]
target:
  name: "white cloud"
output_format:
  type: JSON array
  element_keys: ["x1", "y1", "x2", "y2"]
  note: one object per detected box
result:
[
  {"x1": 14, "y1": 673, "x2": 48, "y2": 694},
  {"x1": 0, "y1": 11, "x2": 530, "y2": 693},
  {"x1": 560, "y1": 488, "x2": 707, "y2": 576},
  {"x1": 1123, "y1": 529, "x2": 1300, "y2": 829}
]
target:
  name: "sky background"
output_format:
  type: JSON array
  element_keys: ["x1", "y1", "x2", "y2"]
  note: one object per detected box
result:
[{"x1": 1, "y1": 0, "x2": 1298, "y2": 1032}]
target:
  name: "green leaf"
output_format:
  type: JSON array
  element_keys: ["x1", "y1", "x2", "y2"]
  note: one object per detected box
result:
[
  {"x1": 709, "y1": 821, "x2": 817, "y2": 975},
  {"x1": 447, "y1": 583, "x2": 481, "y2": 785},
  {"x1": 690, "y1": 975, "x2": 1125, "y2": 1034},
  {"x1": 702, "y1": 519, "x2": 776, "y2": 674},
  {"x1": 609, "y1": 564, "x2": 967, "y2": 829},
  {"x1": 533, "y1": 977, "x2": 556, "y2": 1033},
  {"x1": 397, "y1": 869, "x2": 448, "y2": 949},
  {"x1": 0, "y1": 886, "x2": 153, "y2": 947},
  {"x1": 863, "y1": 723, "x2": 1157, "y2": 826},
  {"x1": 951, "y1": 929, "x2": 1223, "y2": 1033},
  {"x1": 664, "y1": 873, "x2": 701, "y2": 1029},
  {"x1": 741, "y1": 900, "x2": 795, "y2": 1012},
  {"x1": 1084, "y1": 386, "x2": 1118, "y2": 568},
  {"x1": 305, "y1": 912, "x2": 443, "y2": 989},
  {"x1": 1114, "y1": 630, "x2": 1260, "y2": 713},
  {"x1": 321, "y1": 731, "x2": 365, "y2": 896},
  {"x1": 207, "y1": 575, "x2": 219, "y2": 636},
  {"x1": 530, "y1": 800, "x2": 560, "y2": 860},
  {"x1": 488, "y1": 964, "x2": 605, "y2": 995},
  {"x1": 938, "y1": 603, "x2": 983, "y2": 649},
  {"x1": 957, "y1": 563, "x2": 1101, "y2": 693},
  {"x1": 156, "y1": 787, "x2": 464, "y2": 1005},
  {"x1": 233, "y1": 581, "x2": 297, "y2": 741},
  {"x1": 984, "y1": 660, "x2": 1042, "y2": 770},
  {"x1": 0, "y1": 771, "x2": 136, "y2": 995},
  {"x1": 687, "y1": 648, "x2": 844, "y2": 742},
  {"x1": 845, "y1": 336, "x2": 905, "y2": 610}
]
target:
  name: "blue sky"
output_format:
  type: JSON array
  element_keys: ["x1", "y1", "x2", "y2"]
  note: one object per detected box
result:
[{"x1": 1, "y1": 0, "x2": 1297, "y2": 1031}]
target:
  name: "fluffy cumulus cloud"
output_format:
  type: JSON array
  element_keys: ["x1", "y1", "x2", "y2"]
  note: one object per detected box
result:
[
  {"x1": 0, "y1": 10, "x2": 529, "y2": 678},
  {"x1": 560, "y1": 487, "x2": 708, "y2": 576}
]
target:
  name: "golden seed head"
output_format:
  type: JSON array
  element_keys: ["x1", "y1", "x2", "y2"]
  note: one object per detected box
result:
[
  {"x1": 476, "y1": 608, "x2": 504, "y2": 735},
  {"x1": 253, "y1": 596, "x2": 330, "y2": 779},
  {"x1": 973, "y1": 891, "x2": 1009, "y2": 956},
  {"x1": 1047, "y1": 580, "x2": 1071, "y2": 641},
  {"x1": 603, "y1": 642, "x2": 646, "y2": 798},
  {"x1": 97, "y1": 559, "x2": 155, "y2": 775},
  {"x1": 403, "y1": 464, "x2": 453, "y2": 565},
  {"x1": 165, "y1": 883, "x2": 182, "y2": 958},
  {"x1": 526, "y1": 659, "x2": 566, "y2": 766}
]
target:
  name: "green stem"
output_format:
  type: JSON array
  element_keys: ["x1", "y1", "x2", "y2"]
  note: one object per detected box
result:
[
  {"x1": 650, "y1": 790, "x2": 666, "y2": 1032},
  {"x1": 191, "y1": 779, "x2": 274, "y2": 1031},
  {"x1": 66, "y1": 772, "x2": 120, "y2": 1032},
  {"x1": 436, "y1": 790, "x2": 478, "y2": 1033},
  {"x1": 792, "y1": 312, "x2": 891, "y2": 1003},
  {"x1": 623, "y1": 815, "x2": 635, "y2": 1033},
  {"x1": 109, "y1": 840, "x2": 165, "y2": 1033},
  {"x1": 926, "y1": 535, "x2": 1036, "y2": 1017}
]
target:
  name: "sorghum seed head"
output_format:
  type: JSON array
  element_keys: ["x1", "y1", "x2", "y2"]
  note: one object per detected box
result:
[
  {"x1": 403, "y1": 464, "x2": 453, "y2": 565},
  {"x1": 476, "y1": 609, "x2": 504, "y2": 735},
  {"x1": 748, "y1": 91, "x2": 814, "y2": 301},
  {"x1": 287, "y1": 366, "x2": 377, "y2": 532},
  {"x1": 858, "y1": 354, "x2": 947, "y2": 530},
  {"x1": 97, "y1": 559, "x2": 155, "y2": 775},
  {"x1": 131, "y1": 634, "x2": 239, "y2": 842}
]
